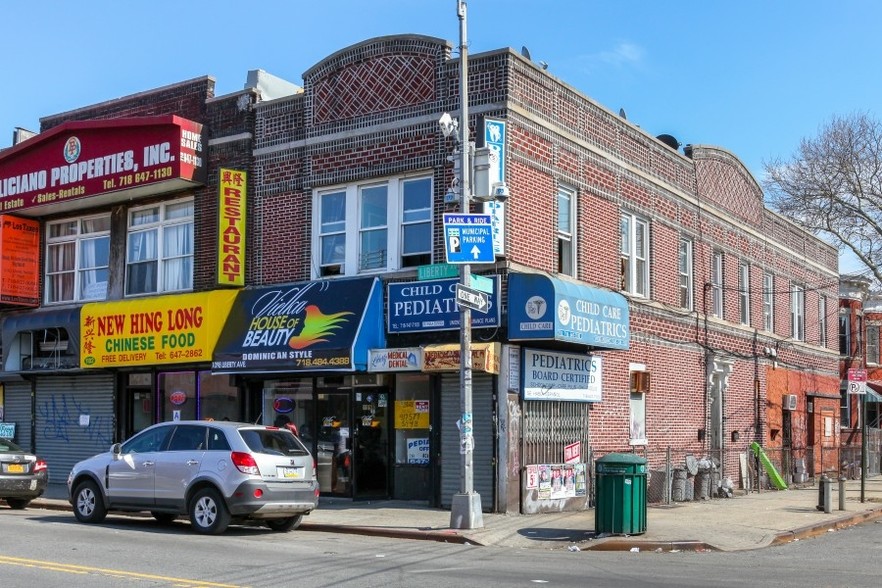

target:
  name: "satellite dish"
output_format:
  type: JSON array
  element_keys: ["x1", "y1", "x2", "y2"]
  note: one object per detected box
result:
[
  {"x1": 521, "y1": 45, "x2": 532, "y2": 60},
  {"x1": 656, "y1": 134, "x2": 681, "y2": 151},
  {"x1": 618, "y1": 108, "x2": 627, "y2": 120}
]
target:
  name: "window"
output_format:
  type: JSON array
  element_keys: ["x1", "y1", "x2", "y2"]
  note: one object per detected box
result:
[
  {"x1": 45, "y1": 214, "x2": 111, "y2": 303},
  {"x1": 840, "y1": 387, "x2": 851, "y2": 428},
  {"x1": 840, "y1": 312, "x2": 851, "y2": 355},
  {"x1": 763, "y1": 273, "x2": 774, "y2": 331},
  {"x1": 868, "y1": 325, "x2": 880, "y2": 365},
  {"x1": 739, "y1": 261, "x2": 750, "y2": 325},
  {"x1": 678, "y1": 237, "x2": 693, "y2": 310},
  {"x1": 629, "y1": 391, "x2": 647, "y2": 445},
  {"x1": 819, "y1": 295, "x2": 828, "y2": 348},
  {"x1": 126, "y1": 198, "x2": 193, "y2": 296},
  {"x1": 315, "y1": 176, "x2": 432, "y2": 278},
  {"x1": 790, "y1": 283, "x2": 805, "y2": 341},
  {"x1": 557, "y1": 186, "x2": 575, "y2": 276},
  {"x1": 620, "y1": 213, "x2": 648, "y2": 297},
  {"x1": 711, "y1": 251, "x2": 723, "y2": 319}
]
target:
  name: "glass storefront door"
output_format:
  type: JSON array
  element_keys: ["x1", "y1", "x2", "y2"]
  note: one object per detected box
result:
[
  {"x1": 316, "y1": 391, "x2": 352, "y2": 496},
  {"x1": 353, "y1": 388, "x2": 388, "y2": 499}
]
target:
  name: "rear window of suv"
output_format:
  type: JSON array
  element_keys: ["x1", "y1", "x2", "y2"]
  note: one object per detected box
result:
[{"x1": 240, "y1": 429, "x2": 310, "y2": 457}]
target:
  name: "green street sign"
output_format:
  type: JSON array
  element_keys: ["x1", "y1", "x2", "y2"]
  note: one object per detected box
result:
[
  {"x1": 470, "y1": 274, "x2": 494, "y2": 294},
  {"x1": 418, "y1": 263, "x2": 459, "y2": 281}
]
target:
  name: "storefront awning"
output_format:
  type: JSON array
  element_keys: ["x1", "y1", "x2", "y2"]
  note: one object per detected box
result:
[
  {"x1": 507, "y1": 272, "x2": 630, "y2": 350},
  {"x1": 211, "y1": 277, "x2": 385, "y2": 373},
  {"x1": 864, "y1": 381, "x2": 882, "y2": 403},
  {"x1": 1, "y1": 307, "x2": 81, "y2": 371}
]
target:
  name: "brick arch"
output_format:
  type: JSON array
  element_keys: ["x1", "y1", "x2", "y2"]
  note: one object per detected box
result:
[{"x1": 303, "y1": 35, "x2": 451, "y2": 125}]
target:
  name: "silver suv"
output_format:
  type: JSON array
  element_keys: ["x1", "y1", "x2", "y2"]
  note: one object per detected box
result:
[{"x1": 67, "y1": 421, "x2": 319, "y2": 534}]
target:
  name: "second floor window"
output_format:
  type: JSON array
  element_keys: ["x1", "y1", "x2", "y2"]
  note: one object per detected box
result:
[
  {"x1": 840, "y1": 312, "x2": 851, "y2": 356},
  {"x1": 620, "y1": 213, "x2": 648, "y2": 297},
  {"x1": 557, "y1": 186, "x2": 575, "y2": 276},
  {"x1": 763, "y1": 272, "x2": 774, "y2": 332},
  {"x1": 679, "y1": 237, "x2": 693, "y2": 310},
  {"x1": 868, "y1": 324, "x2": 880, "y2": 365},
  {"x1": 739, "y1": 261, "x2": 750, "y2": 325},
  {"x1": 126, "y1": 198, "x2": 194, "y2": 296},
  {"x1": 316, "y1": 176, "x2": 432, "y2": 278},
  {"x1": 711, "y1": 251, "x2": 723, "y2": 318},
  {"x1": 819, "y1": 295, "x2": 828, "y2": 348},
  {"x1": 791, "y1": 283, "x2": 805, "y2": 341},
  {"x1": 46, "y1": 214, "x2": 111, "y2": 304}
]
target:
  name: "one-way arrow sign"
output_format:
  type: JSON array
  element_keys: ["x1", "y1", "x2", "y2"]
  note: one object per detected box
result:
[{"x1": 456, "y1": 283, "x2": 490, "y2": 314}]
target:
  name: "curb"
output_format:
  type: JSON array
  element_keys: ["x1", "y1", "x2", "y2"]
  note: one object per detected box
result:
[
  {"x1": 301, "y1": 523, "x2": 479, "y2": 545},
  {"x1": 585, "y1": 539, "x2": 716, "y2": 552},
  {"x1": 771, "y1": 506, "x2": 882, "y2": 546}
]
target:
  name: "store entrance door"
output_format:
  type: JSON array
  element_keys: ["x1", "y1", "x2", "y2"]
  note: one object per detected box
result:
[
  {"x1": 317, "y1": 392, "x2": 352, "y2": 496},
  {"x1": 353, "y1": 388, "x2": 389, "y2": 499}
]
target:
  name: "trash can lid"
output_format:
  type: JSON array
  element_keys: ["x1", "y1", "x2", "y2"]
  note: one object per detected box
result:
[{"x1": 596, "y1": 452, "x2": 647, "y2": 465}]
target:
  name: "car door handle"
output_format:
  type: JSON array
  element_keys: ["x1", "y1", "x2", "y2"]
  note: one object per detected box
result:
[
  {"x1": 143, "y1": 461, "x2": 155, "y2": 467},
  {"x1": 186, "y1": 460, "x2": 200, "y2": 466}
]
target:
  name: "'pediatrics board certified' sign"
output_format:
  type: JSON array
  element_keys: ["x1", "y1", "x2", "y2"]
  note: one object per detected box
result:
[
  {"x1": 522, "y1": 348, "x2": 603, "y2": 402},
  {"x1": 387, "y1": 277, "x2": 500, "y2": 333}
]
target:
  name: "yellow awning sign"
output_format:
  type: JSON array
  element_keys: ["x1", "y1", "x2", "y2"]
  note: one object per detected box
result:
[{"x1": 81, "y1": 290, "x2": 237, "y2": 368}]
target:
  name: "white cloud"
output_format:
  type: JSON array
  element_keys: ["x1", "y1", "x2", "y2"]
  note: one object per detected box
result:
[{"x1": 577, "y1": 42, "x2": 645, "y2": 71}]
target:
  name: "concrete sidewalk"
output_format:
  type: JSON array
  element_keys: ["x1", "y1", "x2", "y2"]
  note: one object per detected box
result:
[{"x1": 28, "y1": 477, "x2": 882, "y2": 552}]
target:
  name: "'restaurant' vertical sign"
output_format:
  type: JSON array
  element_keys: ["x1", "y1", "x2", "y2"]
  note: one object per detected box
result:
[{"x1": 217, "y1": 169, "x2": 246, "y2": 287}]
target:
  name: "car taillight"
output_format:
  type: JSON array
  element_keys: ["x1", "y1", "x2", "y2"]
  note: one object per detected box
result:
[
  {"x1": 33, "y1": 459, "x2": 47, "y2": 473},
  {"x1": 231, "y1": 451, "x2": 259, "y2": 475}
]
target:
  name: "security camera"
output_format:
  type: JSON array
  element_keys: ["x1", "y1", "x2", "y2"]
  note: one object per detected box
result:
[
  {"x1": 438, "y1": 112, "x2": 458, "y2": 139},
  {"x1": 491, "y1": 182, "x2": 510, "y2": 202}
]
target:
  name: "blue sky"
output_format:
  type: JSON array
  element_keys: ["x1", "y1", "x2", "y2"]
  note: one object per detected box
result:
[{"x1": 2, "y1": 1, "x2": 878, "y2": 269}]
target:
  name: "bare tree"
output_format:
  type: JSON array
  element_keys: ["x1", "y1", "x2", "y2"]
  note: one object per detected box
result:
[{"x1": 764, "y1": 112, "x2": 882, "y2": 284}]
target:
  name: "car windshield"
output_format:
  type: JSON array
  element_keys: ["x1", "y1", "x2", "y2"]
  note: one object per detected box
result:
[
  {"x1": 240, "y1": 428, "x2": 309, "y2": 457},
  {"x1": 0, "y1": 439, "x2": 24, "y2": 453}
]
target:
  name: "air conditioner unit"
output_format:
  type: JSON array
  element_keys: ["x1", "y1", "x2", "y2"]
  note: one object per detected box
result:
[
  {"x1": 352, "y1": 374, "x2": 386, "y2": 387},
  {"x1": 783, "y1": 394, "x2": 798, "y2": 411}
]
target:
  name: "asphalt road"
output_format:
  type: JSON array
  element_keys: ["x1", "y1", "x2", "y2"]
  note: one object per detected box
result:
[{"x1": 1, "y1": 507, "x2": 879, "y2": 587}]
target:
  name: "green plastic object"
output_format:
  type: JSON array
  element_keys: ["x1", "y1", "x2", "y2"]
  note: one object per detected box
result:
[
  {"x1": 750, "y1": 442, "x2": 788, "y2": 490},
  {"x1": 594, "y1": 453, "x2": 647, "y2": 535}
]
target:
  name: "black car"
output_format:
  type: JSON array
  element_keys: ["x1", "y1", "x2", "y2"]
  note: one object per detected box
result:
[{"x1": 0, "y1": 438, "x2": 48, "y2": 509}]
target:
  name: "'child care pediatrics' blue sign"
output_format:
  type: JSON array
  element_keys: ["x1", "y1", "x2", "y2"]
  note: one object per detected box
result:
[{"x1": 387, "y1": 277, "x2": 500, "y2": 333}]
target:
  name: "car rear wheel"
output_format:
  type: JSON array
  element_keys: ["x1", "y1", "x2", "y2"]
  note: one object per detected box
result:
[
  {"x1": 5, "y1": 498, "x2": 30, "y2": 510},
  {"x1": 73, "y1": 480, "x2": 107, "y2": 523},
  {"x1": 189, "y1": 488, "x2": 230, "y2": 535},
  {"x1": 265, "y1": 515, "x2": 303, "y2": 532},
  {"x1": 151, "y1": 511, "x2": 178, "y2": 524}
]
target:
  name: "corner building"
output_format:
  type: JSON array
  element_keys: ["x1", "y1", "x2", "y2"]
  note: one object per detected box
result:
[{"x1": 0, "y1": 35, "x2": 839, "y2": 510}]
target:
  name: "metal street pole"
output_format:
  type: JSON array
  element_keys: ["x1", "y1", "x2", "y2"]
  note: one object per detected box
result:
[{"x1": 449, "y1": 0, "x2": 483, "y2": 530}]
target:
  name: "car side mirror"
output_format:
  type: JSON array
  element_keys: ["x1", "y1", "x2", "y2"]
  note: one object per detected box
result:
[{"x1": 110, "y1": 443, "x2": 122, "y2": 458}]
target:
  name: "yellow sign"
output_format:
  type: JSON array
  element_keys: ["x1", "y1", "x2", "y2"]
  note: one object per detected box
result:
[
  {"x1": 394, "y1": 400, "x2": 430, "y2": 429},
  {"x1": 81, "y1": 290, "x2": 237, "y2": 367},
  {"x1": 422, "y1": 342, "x2": 500, "y2": 374},
  {"x1": 217, "y1": 168, "x2": 247, "y2": 287}
]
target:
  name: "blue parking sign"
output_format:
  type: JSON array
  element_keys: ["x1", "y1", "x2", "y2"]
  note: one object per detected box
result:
[{"x1": 443, "y1": 213, "x2": 494, "y2": 264}]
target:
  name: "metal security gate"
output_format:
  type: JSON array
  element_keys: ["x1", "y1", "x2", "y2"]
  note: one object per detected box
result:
[
  {"x1": 440, "y1": 373, "x2": 495, "y2": 510},
  {"x1": 3, "y1": 380, "x2": 34, "y2": 450},
  {"x1": 35, "y1": 374, "x2": 114, "y2": 487}
]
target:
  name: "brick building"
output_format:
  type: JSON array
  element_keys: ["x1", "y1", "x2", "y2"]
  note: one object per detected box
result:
[{"x1": 0, "y1": 34, "x2": 840, "y2": 512}]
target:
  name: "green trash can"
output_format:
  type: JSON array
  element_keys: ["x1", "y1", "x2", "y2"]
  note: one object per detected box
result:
[{"x1": 594, "y1": 453, "x2": 647, "y2": 535}]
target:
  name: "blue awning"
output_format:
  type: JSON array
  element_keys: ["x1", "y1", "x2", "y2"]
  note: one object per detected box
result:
[
  {"x1": 1, "y1": 307, "x2": 81, "y2": 371},
  {"x1": 864, "y1": 382, "x2": 882, "y2": 403},
  {"x1": 212, "y1": 277, "x2": 385, "y2": 373},
  {"x1": 507, "y1": 272, "x2": 629, "y2": 350}
]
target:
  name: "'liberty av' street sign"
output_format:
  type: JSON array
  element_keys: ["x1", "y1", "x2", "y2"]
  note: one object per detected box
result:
[
  {"x1": 455, "y1": 283, "x2": 490, "y2": 313},
  {"x1": 443, "y1": 213, "x2": 494, "y2": 264}
]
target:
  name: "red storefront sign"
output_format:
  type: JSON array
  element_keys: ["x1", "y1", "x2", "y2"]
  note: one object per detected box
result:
[{"x1": 0, "y1": 115, "x2": 206, "y2": 214}]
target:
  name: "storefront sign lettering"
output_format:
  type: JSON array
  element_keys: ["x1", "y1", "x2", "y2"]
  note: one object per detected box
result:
[
  {"x1": 522, "y1": 348, "x2": 603, "y2": 402},
  {"x1": 217, "y1": 169, "x2": 246, "y2": 287}
]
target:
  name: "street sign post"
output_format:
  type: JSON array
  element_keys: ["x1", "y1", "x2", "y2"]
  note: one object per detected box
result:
[
  {"x1": 443, "y1": 213, "x2": 494, "y2": 264},
  {"x1": 455, "y1": 283, "x2": 490, "y2": 314},
  {"x1": 848, "y1": 368, "x2": 867, "y2": 394}
]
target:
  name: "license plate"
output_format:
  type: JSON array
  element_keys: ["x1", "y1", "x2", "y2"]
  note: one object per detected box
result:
[
  {"x1": 7, "y1": 464, "x2": 24, "y2": 474},
  {"x1": 277, "y1": 466, "x2": 303, "y2": 479}
]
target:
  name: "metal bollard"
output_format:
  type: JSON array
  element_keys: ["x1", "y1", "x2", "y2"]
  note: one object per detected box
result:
[
  {"x1": 817, "y1": 474, "x2": 832, "y2": 513},
  {"x1": 839, "y1": 476, "x2": 847, "y2": 511}
]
